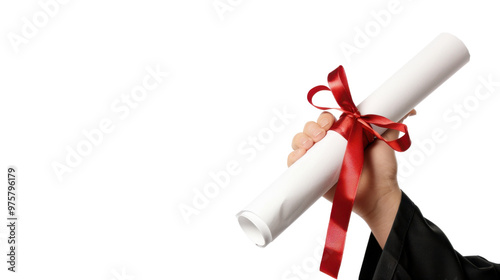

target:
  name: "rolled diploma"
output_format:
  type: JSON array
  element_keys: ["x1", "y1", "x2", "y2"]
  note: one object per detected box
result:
[{"x1": 236, "y1": 33, "x2": 470, "y2": 247}]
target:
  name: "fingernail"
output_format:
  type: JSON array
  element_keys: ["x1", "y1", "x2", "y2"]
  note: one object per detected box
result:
[
  {"x1": 313, "y1": 129, "x2": 324, "y2": 138},
  {"x1": 319, "y1": 118, "x2": 330, "y2": 128},
  {"x1": 301, "y1": 137, "x2": 313, "y2": 147}
]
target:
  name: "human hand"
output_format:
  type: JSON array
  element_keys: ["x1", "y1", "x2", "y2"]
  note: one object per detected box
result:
[{"x1": 287, "y1": 109, "x2": 416, "y2": 247}]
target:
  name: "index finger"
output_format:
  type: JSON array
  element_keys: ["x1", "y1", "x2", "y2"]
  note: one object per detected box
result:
[{"x1": 317, "y1": 111, "x2": 336, "y2": 130}]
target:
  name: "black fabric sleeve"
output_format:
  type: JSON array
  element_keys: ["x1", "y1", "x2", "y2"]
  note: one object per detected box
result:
[{"x1": 359, "y1": 191, "x2": 500, "y2": 280}]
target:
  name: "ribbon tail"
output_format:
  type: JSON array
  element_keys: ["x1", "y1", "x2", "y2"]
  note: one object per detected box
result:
[{"x1": 320, "y1": 123, "x2": 365, "y2": 278}]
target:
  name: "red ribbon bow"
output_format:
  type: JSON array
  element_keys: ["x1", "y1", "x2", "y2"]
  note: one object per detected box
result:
[{"x1": 307, "y1": 66, "x2": 411, "y2": 278}]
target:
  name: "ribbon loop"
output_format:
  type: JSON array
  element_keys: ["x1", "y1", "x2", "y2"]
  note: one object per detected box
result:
[{"x1": 308, "y1": 66, "x2": 412, "y2": 279}]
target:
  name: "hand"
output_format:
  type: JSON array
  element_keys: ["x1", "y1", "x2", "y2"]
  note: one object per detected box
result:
[{"x1": 287, "y1": 109, "x2": 416, "y2": 247}]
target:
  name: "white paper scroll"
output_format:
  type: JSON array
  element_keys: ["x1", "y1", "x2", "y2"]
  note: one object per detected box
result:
[{"x1": 236, "y1": 33, "x2": 470, "y2": 247}]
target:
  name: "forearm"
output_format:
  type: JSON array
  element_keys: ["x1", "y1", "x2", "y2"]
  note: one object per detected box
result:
[
  {"x1": 360, "y1": 191, "x2": 500, "y2": 279},
  {"x1": 361, "y1": 188, "x2": 402, "y2": 249}
]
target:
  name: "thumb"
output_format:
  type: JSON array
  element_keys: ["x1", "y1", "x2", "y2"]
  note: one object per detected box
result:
[
  {"x1": 381, "y1": 109, "x2": 416, "y2": 141},
  {"x1": 399, "y1": 109, "x2": 417, "y2": 122}
]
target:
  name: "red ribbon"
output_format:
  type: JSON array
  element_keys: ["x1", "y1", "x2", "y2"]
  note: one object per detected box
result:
[{"x1": 307, "y1": 66, "x2": 411, "y2": 278}]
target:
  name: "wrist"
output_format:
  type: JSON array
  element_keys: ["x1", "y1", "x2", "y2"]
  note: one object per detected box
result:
[{"x1": 362, "y1": 188, "x2": 402, "y2": 248}]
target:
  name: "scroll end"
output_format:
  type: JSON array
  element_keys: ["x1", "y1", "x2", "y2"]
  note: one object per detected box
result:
[{"x1": 236, "y1": 210, "x2": 273, "y2": 247}]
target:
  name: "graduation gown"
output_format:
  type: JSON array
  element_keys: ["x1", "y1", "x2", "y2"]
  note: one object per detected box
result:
[{"x1": 359, "y1": 191, "x2": 500, "y2": 279}]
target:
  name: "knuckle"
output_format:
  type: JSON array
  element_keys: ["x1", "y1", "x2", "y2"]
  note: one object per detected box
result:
[{"x1": 304, "y1": 121, "x2": 316, "y2": 130}]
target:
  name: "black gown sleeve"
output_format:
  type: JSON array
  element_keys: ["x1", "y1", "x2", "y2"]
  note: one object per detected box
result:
[{"x1": 358, "y1": 191, "x2": 500, "y2": 280}]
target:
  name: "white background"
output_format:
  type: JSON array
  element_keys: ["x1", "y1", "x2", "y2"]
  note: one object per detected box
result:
[{"x1": 1, "y1": 0, "x2": 499, "y2": 279}]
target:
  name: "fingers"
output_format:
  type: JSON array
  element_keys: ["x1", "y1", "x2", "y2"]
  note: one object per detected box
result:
[
  {"x1": 290, "y1": 121, "x2": 325, "y2": 150},
  {"x1": 289, "y1": 111, "x2": 336, "y2": 166},
  {"x1": 291, "y1": 113, "x2": 336, "y2": 150},
  {"x1": 291, "y1": 133, "x2": 314, "y2": 150},
  {"x1": 381, "y1": 109, "x2": 417, "y2": 141},
  {"x1": 287, "y1": 148, "x2": 306, "y2": 167},
  {"x1": 304, "y1": 121, "x2": 326, "y2": 142},
  {"x1": 317, "y1": 111, "x2": 336, "y2": 130},
  {"x1": 303, "y1": 112, "x2": 336, "y2": 142},
  {"x1": 398, "y1": 109, "x2": 417, "y2": 123}
]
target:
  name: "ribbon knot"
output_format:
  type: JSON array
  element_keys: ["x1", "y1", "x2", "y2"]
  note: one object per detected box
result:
[{"x1": 307, "y1": 66, "x2": 412, "y2": 279}]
